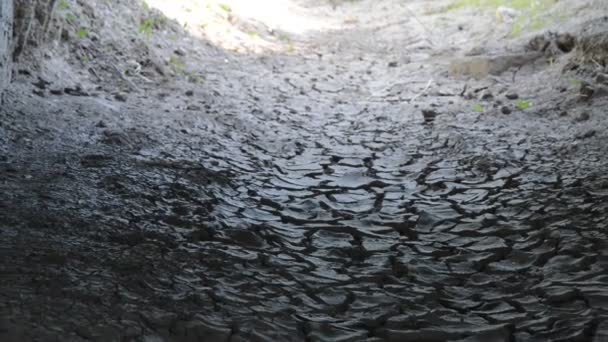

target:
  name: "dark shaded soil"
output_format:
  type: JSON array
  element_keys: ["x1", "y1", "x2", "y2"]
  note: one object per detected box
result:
[{"x1": 1, "y1": 0, "x2": 608, "y2": 341}]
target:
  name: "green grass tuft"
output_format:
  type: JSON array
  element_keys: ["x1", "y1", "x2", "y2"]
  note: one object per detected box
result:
[
  {"x1": 472, "y1": 104, "x2": 485, "y2": 113},
  {"x1": 516, "y1": 100, "x2": 531, "y2": 110}
]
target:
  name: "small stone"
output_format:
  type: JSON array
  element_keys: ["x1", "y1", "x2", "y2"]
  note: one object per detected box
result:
[
  {"x1": 32, "y1": 77, "x2": 51, "y2": 89},
  {"x1": 64, "y1": 85, "x2": 89, "y2": 96},
  {"x1": 505, "y1": 92, "x2": 519, "y2": 100},
  {"x1": 185, "y1": 90, "x2": 194, "y2": 96},
  {"x1": 479, "y1": 90, "x2": 494, "y2": 101},
  {"x1": 388, "y1": 61, "x2": 398, "y2": 68},
  {"x1": 501, "y1": 106, "x2": 512, "y2": 115},
  {"x1": 579, "y1": 82, "x2": 595, "y2": 101},
  {"x1": 174, "y1": 48, "x2": 186, "y2": 56},
  {"x1": 597, "y1": 73, "x2": 608, "y2": 84},
  {"x1": 114, "y1": 93, "x2": 128, "y2": 102},
  {"x1": 575, "y1": 112, "x2": 590, "y2": 122},
  {"x1": 559, "y1": 111, "x2": 568, "y2": 117},
  {"x1": 96, "y1": 120, "x2": 107, "y2": 128},
  {"x1": 186, "y1": 104, "x2": 201, "y2": 111},
  {"x1": 421, "y1": 109, "x2": 438, "y2": 123},
  {"x1": 50, "y1": 88, "x2": 64, "y2": 95}
]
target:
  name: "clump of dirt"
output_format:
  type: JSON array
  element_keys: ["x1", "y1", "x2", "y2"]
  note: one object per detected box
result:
[{"x1": 576, "y1": 16, "x2": 608, "y2": 67}]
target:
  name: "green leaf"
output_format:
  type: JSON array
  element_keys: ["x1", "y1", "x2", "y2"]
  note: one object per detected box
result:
[
  {"x1": 76, "y1": 28, "x2": 88, "y2": 39},
  {"x1": 169, "y1": 55, "x2": 185, "y2": 74},
  {"x1": 139, "y1": 18, "x2": 155, "y2": 40},
  {"x1": 516, "y1": 100, "x2": 531, "y2": 110},
  {"x1": 218, "y1": 3, "x2": 232, "y2": 12},
  {"x1": 472, "y1": 104, "x2": 485, "y2": 113}
]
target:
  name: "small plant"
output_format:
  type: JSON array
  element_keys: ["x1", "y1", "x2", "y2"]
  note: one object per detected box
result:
[
  {"x1": 218, "y1": 3, "x2": 232, "y2": 13},
  {"x1": 65, "y1": 13, "x2": 77, "y2": 24},
  {"x1": 76, "y1": 28, "x2": 88, "y2": 39},
  {"x1": 169, "y1": 55, "x2": 185, "y2": 74},
  {"x1": 472, "y1": 104, "x2": 485, "y2": 113},
  {"x1": 57, "y1": 0, "x2": 70, "y2": 10},
  {"x1": 277, "y1": 35, "x2": 296, "y2": 52},
  {"x1": 516, "y1": 100, "x2": 531, "y2": 110},
  {"x1": 139, "y1": 18, "x2": 155, "y2": 40}
]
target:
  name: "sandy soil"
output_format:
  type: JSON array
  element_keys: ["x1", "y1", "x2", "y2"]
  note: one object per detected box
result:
[{"x1": 1, "y1": 0, "x2": 608, "y2": 341}]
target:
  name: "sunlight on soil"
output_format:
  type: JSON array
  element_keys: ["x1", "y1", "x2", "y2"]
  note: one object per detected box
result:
[{"x1": 146, "y1": 0, "x2": 337, "y2": 53}]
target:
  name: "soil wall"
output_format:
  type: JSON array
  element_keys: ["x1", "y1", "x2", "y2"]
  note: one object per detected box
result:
[{"x1": 0, "y1": 0, "x2": 12, "y2": 103}]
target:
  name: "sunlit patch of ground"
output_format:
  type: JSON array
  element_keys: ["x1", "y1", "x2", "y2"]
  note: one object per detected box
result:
[
  {"x1": 145, "y1": 0, "x2": 340, "y2": 54},
  {"x1": 441, "y1": 0, "x2": 592, "y2": 37}
]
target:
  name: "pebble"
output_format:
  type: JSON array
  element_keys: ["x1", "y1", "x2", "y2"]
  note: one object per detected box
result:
[
  {"x1": 501, "y1": 106, "x2": 512, "y2": 115},
  {"x1": 579, "y1": 82, "x2": 595, "y2": 101},
  {"x1": 574, "y1": 112, "x2": 590, "y2": 122},
  {"x1": 114, "y1": 93, "x2": 128, "y2": 102},
  {"x1": 479, "y1": 90, "x2": 494, "y2": 101},
  {"x1": 421, "y1": 109, "x2": 438, "y2": 123},
  {"x1": 505, "y1": 92, "x2": 519, "y2": 100}
]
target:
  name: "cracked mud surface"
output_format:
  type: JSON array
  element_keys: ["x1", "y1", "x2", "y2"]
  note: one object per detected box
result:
[{"x1": 1, "y1": 0, "x2": 608, "y2": 341}]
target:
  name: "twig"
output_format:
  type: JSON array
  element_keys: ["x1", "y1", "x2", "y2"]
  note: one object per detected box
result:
[{"x1": 409, "y1": 78, "x2": 433, "y2": 103}]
